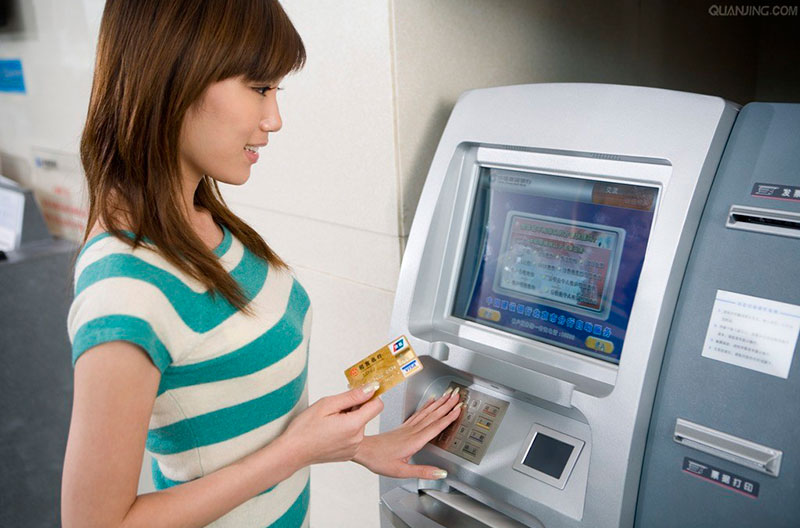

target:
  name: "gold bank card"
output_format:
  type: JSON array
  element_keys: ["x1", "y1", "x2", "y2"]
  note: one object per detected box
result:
[{"x1": 344, "y1": 336, "x2": 423, "y2": 397}]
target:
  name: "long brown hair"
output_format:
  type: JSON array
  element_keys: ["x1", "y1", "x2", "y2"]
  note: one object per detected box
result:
[{"x1": 80, "y1": 0, "x2": 305, "y2": 314}]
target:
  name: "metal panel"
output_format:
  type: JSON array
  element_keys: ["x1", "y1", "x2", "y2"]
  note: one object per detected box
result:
[{"x1": 636, "y1": 103, "x2": 800, "y2": 527}]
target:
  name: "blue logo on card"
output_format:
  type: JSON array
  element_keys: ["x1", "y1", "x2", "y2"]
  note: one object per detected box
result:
[
  {"x1": 401, "y1": 359, "x2": 418, "y2": 373},
  {"x1": 393, "y1": 338, "x2": 406, "y2": 352}
]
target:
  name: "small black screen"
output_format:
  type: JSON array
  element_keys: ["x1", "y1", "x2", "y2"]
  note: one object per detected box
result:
[{"x1": 522, "y1": 433, "x2": 574, "y2": 479}]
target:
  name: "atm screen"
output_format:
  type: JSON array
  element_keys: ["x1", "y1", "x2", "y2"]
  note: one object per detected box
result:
[{"x1": 452, "y1": 167, "x2": 658, "y2": 363}]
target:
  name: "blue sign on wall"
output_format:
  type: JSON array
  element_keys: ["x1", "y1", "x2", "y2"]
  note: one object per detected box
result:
[{"x1": 0, "y1": 59, "x2": 26, "y2": 93}]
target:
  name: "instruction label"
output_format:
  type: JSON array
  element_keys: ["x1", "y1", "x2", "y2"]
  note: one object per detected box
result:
[
  {"x1": 702, "y1": 290, "x2": 800, "y2": 379},
  {"x1": 683, "y1": 457, "x2": 759, "y2": 498}
]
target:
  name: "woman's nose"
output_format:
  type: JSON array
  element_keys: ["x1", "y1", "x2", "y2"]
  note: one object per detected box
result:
[{"x1": 259, "y1": 95, "x2": 282, "y2": 133}]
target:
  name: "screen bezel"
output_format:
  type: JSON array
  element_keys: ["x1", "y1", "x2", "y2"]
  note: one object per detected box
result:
[{"x1": 424, "y1": 144, "x2": 668, "y2": 390}]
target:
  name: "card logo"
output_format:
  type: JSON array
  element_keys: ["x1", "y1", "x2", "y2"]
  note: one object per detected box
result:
[
  {"x1": 392, "y1": 337, "x2": 406, "y2": 353},
  {"x1": 401, "y1": 359, "x2": 418, "y2": 374}
]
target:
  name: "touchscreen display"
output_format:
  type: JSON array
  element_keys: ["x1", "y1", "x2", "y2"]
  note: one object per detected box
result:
[{"x1": 452, "y1": 167, "x2": 658, "y2": 363}]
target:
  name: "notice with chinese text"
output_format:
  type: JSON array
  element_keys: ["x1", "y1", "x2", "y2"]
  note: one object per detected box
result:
[{"x1": 702, "y1": 290, "x2": 800, "y2": 379}]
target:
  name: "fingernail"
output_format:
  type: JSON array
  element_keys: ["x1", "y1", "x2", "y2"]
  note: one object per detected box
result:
[
  {"x1": 451, "y1": 387, "x2": 460, "y2": 398},
  {"x1": 442, "y1": 387, "x2": 453, "y2": 398},
  {"x1": 432, "y1": 469, "x2": 447, "y2": 479},
  {"x1": 363, "y1": 381, "x2": 380, "y2": 394},
  {"x1": 459, "y1": 402, "x2": 466, "y2": 409}
]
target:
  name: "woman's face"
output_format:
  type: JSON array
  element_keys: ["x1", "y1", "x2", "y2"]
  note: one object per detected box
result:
[{"x1": 179, "y1": 76, "x2": 282, "y2": 186}]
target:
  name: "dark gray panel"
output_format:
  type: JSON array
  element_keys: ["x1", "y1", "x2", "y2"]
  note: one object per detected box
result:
[
  {"x1": 636, "y1": 103, "x2": 800, "y2": 527},
  {"x1": 0, "y1": 240, "x2": 77, "y2": 528}
]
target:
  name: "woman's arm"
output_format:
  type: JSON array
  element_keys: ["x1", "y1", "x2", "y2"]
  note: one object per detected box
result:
[{"x1": 62, "y1": 341, "x2": 381, "y2": 528}]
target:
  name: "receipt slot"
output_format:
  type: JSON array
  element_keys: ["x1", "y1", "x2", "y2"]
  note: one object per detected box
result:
[{"x1": 379, "y1": 84, "x2": 738, "y2": 528}]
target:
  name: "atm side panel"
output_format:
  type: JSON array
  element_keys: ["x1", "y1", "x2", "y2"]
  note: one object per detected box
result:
[{"x1": 635, "y1": 103, "x2": 800, "y2": 527}]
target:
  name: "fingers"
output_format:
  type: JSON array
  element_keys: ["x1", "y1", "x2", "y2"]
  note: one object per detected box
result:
[
  {"x1": 350, "y1": 396, "x2": 384, "y2": 425},
  {"x1": 418, "y1": 400, "x2": 463, "y2": 441},
  {"x1": 327, "y1": 382, "x2": 380, "y2": 413},
  {"x1": 414, "y1": 390, "x2": 462, "y2": 431},
  {"x1": 406, "y1": 387, "x2": 460, "y2": 427},
  {"x1": 386, "y1": 461, "x2": 449, "y2": 480},
  {"x1": 404, "y1": 395, "x2": 437, "y2": 426}
]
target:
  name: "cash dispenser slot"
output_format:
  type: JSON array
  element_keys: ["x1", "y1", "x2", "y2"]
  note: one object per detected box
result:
[
  {"x1": 381, "y1": 485, "x2": 543, "y2": 528},
  {"x1": 673, "y1": 418, "x2": 783, "y2": 477},
  {"x1": 726, "y1": 205, "x2": 800, "y2": 239}
]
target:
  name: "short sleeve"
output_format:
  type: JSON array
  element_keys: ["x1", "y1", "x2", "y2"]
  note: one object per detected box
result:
[{"x1": 67, "y1": 241, "x2": 175, "y2": 373}]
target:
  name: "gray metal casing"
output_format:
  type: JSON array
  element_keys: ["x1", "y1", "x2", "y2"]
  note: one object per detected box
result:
[
  {"x1": 636, "y1": 103, "x2": 800, "y2": 527},
  {"x1": 380, "y1": 84, "x2": 738, "y2": 527}
]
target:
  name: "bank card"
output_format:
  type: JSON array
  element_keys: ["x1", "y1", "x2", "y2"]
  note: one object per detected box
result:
[{"x1": 344, "y1": 335, "x2": 423, "y2": 397}]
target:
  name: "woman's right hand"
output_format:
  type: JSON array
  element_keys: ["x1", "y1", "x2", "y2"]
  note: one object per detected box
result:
[{"x1": 277, "y1": 382, "x2": 384, "y2": 468}]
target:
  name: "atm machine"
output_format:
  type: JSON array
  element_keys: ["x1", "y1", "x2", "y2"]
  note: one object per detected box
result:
[{"x1": 378, "y1": 84, "x2": 739, "y2": 528}]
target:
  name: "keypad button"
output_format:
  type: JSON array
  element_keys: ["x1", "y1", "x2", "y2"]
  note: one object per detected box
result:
[
  {"x1": 475, "y1": 416, "x2": 493, "y2": 429},
  {"x1": 462, "y1": 443, "x2": 479, "y2": 457},
  {"x1": 481, "y1": 404, "x2": 500, "y2": 417},
  {"x1": 468, "y1": 430, "x2": 486, "y2": 444}
]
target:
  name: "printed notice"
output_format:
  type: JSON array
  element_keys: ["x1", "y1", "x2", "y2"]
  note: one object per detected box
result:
[{"x1": 702, "y1": 290, "x2": 800, "y2": 379}]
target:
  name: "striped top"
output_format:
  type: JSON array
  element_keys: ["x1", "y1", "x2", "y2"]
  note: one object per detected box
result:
[{"x1": 67, "y1": 225, "x2": 312, "y2": 527}]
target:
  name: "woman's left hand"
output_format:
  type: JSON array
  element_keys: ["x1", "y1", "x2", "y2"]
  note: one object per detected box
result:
[{"x1": 353, "y1": 387, "x2": 463, "y2": 480}]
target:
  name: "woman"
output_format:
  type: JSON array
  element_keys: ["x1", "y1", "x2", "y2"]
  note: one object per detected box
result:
[{"x1": 61, "y1": 1, "x2": 462, "y2": 526}]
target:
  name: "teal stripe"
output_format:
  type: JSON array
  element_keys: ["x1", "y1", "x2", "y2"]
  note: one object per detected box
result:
[
  {"x1": 213, "y1": 224, "x2": 232, "y2": 257},
  {"x1": 157, "y1": 280, "x2": 310, "y2": 396},
  {"x1": 151, "y1": 457, "x2": 276, "y2": 496},
  {"x1": 79, "y1": 225, "x2": 231, "y2": 261},
  {"x1": 147, "y1": 366, "x2": 307, "y2": 455},
  {"x1": 267, "y1": 479, "x2": 310, "y2": 528},
  {"x1": 151, "y1": 457, "x2": 184, "y2": 489},
  {"x1": 74, "y1": 245, "x2": 267, "y2": 333},
  {"x1": 72, "y1": 315, "x2": 172, "y2": 372}
]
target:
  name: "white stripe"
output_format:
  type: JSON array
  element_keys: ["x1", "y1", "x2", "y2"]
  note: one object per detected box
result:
[
  {"x1": 154, "y1": 387, "x2": 308, "y2": 482},
  {"x1": 174, "y1": 268, "x2": 298, "y2": 366},
  {"x1": 67, "y1": 277, "x2": 188, "y2": 360},
  {"x1": 149, "y1": 312, "x2": 310, "y2": 428},
  {"x1": 67, "y1": 264, "x2": 297, "y2": 366},
  {"x1": 207, "y1": 467, "x2": 309, "y2": 527},
  {"x1": 75, "y1": 234, "x2": 244, "y2": 294}
]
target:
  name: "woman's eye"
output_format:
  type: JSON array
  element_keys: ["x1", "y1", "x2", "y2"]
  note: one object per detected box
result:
[{"x1": 253, "y1": 85, "x2": 283, "y2": 96}]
